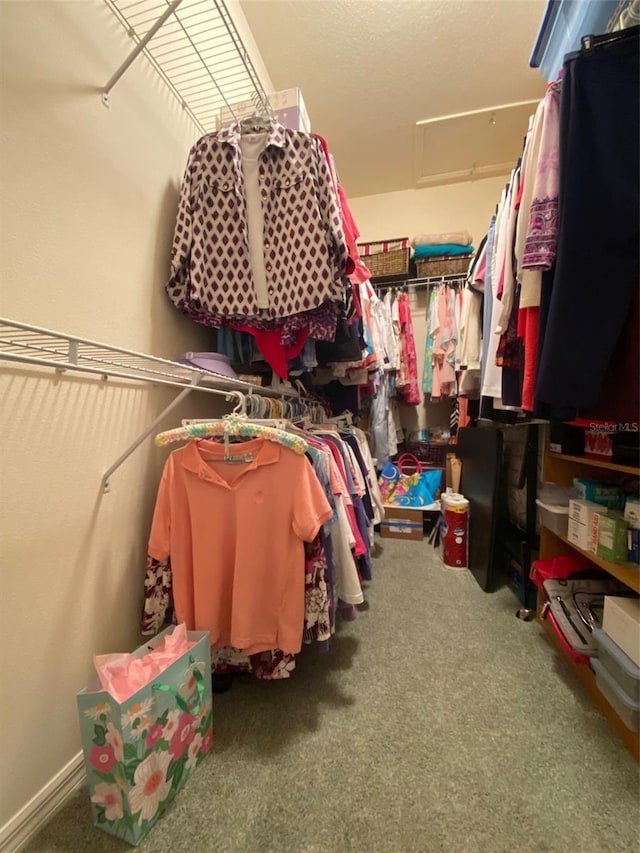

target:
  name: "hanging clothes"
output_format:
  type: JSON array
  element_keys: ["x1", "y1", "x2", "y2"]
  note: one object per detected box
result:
[
  {"x1": 430, "y1": 286, "x2": 457, "y2": 399},
  {"x1": 536, "y1": 31, "x2": 639, "y2": 410},
  {"x1": 422, "y1": 286, "x2": 438, "y2": 395},
  {"x1": 456, "y1": 285, "x2": 483, "y2": 398},
  {"x1": 141, "y1": 418, "x2": 381, "y2": 679},
  {"x1": 481, "y1": 184, "x2": 510, "y2": 400},
  {"x1": 396, "y1": 292, "x2": 421, "y2": 405},
  {"x1": 145, "y1": 438, "x2": 332, "y2": 655},
  {"x1": 167, "y1": 121, "x2": 348, "y2": 323},
  {"x1": 514, "y1": 80, "x2": 561, "y2": 411},
  {"x1": 165, "y1": 119, "x2": 358, "y2": 379}
]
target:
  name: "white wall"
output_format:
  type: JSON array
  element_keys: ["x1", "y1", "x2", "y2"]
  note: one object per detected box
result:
[
  {"x1": 0, "y1": 0, "x2": 248, "y2": 832},
  {"x1": 349, "y1": 177, "x2": 508, "y2": 432}
]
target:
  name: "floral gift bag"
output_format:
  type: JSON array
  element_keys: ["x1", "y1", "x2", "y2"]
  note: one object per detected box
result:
[{"x1": 76, "y1": 626, "x2": 213, "y2": 846}]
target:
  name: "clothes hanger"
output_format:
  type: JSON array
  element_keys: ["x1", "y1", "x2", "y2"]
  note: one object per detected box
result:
[
  {"x1": 240, "y1": 97, "x2": 275, "y2": 134},
  {"x1": 155, "y1": 414, "x2": 308, "y2": 457},
  {"x1": 581, "y1": 24, "x2": 640, "y2": 53},
  {"x1": 155, "y1": 392, "x2": 307, "y2": 457}
]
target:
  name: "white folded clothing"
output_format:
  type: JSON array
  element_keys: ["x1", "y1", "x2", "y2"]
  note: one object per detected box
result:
[{"x1": 411, "y1": 230, "x2": 473, "y2": 248}]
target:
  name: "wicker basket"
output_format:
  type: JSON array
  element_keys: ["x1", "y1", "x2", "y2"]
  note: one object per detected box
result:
[
  {"x1": 358, "y1": 238, "x2": 410, "y2": 279},
  {"x1": 405, "y1": 440, "x2": 450, "y2": 468},
  {"x1": 416, "y1": 255, "x2": 472, "y2": 277}
]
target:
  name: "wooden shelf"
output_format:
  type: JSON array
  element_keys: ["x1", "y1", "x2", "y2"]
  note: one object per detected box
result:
[
  {"x1": 537, "y1": 601, "x2": 640, "y2": 762},
  {"x1": 539, "y1": 445, "x2": 640, "y2": 762},
  {"x1": 541, "y1": 527, "x2": 640, "y2": 593},
  {"x1": 548, "y1": 453, "x2": 640, "y2": 477}
]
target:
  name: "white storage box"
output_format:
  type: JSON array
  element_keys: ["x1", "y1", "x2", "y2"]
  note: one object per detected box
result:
[
  {"x1": 569, "y1": 498, "x2": 608, "y2": 527},
  {"x1": 538, "y1": 482, "x2": 577, "y2": 506},
  {"x1": 592, "y1": 657, "x2": 640, "y2": 731},
  {"x1": 536, "y1": 499, "x2": 569, "y2": 538},
  {"x1": 603, "y1": 596, "x2": 640, "y2": 667},
  {"x1": 568, "y1": 517, "x2": 591, "y2": 551},
  {"x1": 624, "y1": 496, "x2": 640, "y2": 529},
  {"x1": 592, "y1": 628, "x2": 640, "y2": 702},
  {"x1": 220, "y1": 87, "x2": 310, "y2": 132}
]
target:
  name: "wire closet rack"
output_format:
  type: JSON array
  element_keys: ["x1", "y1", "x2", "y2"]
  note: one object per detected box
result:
[
  {"x1": 102, "y1": 0, "x2": 272, "y2": 133},
  {"x1": 0, "y1": 317, "x2": 310, "y2": 491}
]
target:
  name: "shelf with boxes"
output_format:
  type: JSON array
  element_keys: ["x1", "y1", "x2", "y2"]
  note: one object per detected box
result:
[{"x1": 536, "y1": 448, "x2": 640, "y2": 760}]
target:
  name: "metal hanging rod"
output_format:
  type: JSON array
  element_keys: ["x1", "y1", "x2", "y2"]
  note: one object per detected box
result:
[
  {"x1": 0, "y1": 317, "x2": 309, "y2": 491},
  {"x1": 374, "y1": 274, "x2": 468, "y2": 292}
]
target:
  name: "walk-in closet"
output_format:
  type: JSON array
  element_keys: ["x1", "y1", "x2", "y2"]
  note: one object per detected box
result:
[{"x1": 1, "y1": 1, "x2": 639, "y2": 851}]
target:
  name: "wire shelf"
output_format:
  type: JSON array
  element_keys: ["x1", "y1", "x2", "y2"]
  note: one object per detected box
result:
[
  {"x1": 0, "y1": 316, "x2": 314, "y2": 489},
  {"x1": 0, "y1": 317, "x2": 292, "y2": 399},
  {"x1": 103, "y1": 0, "x2": 271, "y2": 134}
]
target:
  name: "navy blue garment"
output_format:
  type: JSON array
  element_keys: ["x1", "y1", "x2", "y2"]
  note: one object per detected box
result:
[
  {"x1": 535, "y1": 31, "x2": 640, "y2": 410},
  {"x1": 352, "y1": 496, "x2": 372, "y2": 582},
  {"x1": 320, "y1": 528, "x2": 335, "y2": 650},
  {"x1": 342, "y1": 433, "x2": 374, "y2": 521}
]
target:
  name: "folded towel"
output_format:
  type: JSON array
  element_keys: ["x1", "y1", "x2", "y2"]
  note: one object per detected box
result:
[
  {"x1": 411, "y1": 231, "x2": 472, "y2": 248},
  {"x1": 413, "y1": 244, "x2": 475, "y2": 259}
]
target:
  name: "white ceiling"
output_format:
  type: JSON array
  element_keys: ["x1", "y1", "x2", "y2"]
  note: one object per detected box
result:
[{"x1": 239, "y1": 0, "x2": 548, "y2": 198}]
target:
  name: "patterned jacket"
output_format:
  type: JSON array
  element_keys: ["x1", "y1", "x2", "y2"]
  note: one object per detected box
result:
[{"x1": 166, "y1": 121, "x2": 348, "y2": 323}]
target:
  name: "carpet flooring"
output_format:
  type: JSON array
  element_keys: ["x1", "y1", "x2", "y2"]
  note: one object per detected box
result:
[{"x1": 24, "y1": 537, "x2": 639, "y2": 853}]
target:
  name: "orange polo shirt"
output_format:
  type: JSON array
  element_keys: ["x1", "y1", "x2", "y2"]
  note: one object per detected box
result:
[{"x1": 148, "y1": 438, "x2": 332, "y2": 655}]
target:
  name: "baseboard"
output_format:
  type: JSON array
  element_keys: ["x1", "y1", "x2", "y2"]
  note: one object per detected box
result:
[{"x1": 0, "y1": 752, "x2": 86, "y2": 853}]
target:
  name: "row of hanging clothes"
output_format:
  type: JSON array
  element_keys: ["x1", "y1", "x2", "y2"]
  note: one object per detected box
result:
[
  {"x1": 361, "y1": 276, "x2": 473, "y2": 470},
  {"x1": 314, "y1": 277, "x2": 420, "y2": 393},
  {"x1": 339, "y1": 279, "x2": 422, "y2": 471},
  {"x1": 422, "y1": 276, "x2": 476, "y2": 443},
  {"x1": 458, "y1": 24, "x2": 639, "y2": 423},
  {"x1": 165, "y1": 109, "x2": 369, "y2": 382},
  {"x1": 422, "y1": 277, "x2": 468, "y2": 400},
  {"x1": 140, "y1": 391, "x2": 384, "y2": 682}
]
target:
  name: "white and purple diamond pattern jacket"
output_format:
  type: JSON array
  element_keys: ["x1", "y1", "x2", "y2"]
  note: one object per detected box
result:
[{"x1": 167, "y1": 121, "x2": 349, "y2": 324}]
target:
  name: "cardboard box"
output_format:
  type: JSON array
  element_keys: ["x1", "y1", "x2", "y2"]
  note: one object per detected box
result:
[
  {"x1": 569, "y1": 498, "x2": 608, "y2": 526},
  {"x1": 573, "y1": 478, "x2": 623, "y2": 509},
  {"x1": 592, "y1": 511, "x2": 605, "y2": 555},
  {"x1": 446, "y1": 453, "x2": 461, "y2": 493},
  {"x1": 603, "y1": 596, "x2": 640, "y2": 668},
  {"x1": 597, "y1": 513, "x2": 629, "y2": 563},
  {"x1": 624, "y1": 496, "x2": 640, "y2": 530},
  {"x1": 380, "y1": 506, "x2": 423, "y2": 541},
  {"x1": 220, "y1": 87, "x2": 311, "y2": 132},
  {"x1": 568, "y1": 517, "x2": 591, "y2": 552},
  {"x1": 584, "y1": 428, "x2": 613, "y2": 459}
]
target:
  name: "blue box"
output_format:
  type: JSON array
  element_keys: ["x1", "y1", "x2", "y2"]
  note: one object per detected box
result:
[{"x1": 573, "y1": 477, "x2": 624, "y2": 510}]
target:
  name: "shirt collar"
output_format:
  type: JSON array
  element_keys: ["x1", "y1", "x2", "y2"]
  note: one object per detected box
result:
[
  {"x1": 217, "y1": 119, "x2": 287, "y2": 150},
  {"x1": 182, "y1": 437, "x2": 281, "y2": 484}
]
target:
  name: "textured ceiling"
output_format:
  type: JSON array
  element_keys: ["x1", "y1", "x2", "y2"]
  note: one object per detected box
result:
[{"x1": 239, "y1": 0, "x2": 547, "y2": 198}]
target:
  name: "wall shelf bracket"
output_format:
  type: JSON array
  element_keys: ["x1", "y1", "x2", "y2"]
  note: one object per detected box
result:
[
  {"x1": 102, "y1": 0, "x2": 184, "y2": 108},
  {"x1": 101, "y1": 376, "x2": 200, "y2": 492}
]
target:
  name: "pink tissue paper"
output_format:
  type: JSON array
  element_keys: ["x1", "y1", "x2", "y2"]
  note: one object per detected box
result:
[{"x1": 93, "y1": 623, "x2": 196, "y2": 703}]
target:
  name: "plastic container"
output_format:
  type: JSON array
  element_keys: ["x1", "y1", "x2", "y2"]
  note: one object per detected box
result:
[
  {"x1": 538, "y1": 482, "x2": 577, "y2": 506},
  {"x1": 536, "y1": 499, "x2": 570, "y2": 538},
  {"x1": 546, "y1": 609, "x2": 590, "y2": 665},
  {"x1": 529, "y1": 552, "x2": 598, "y2": 590},
  {"x1": 592, "y1": 628, "x2": 640, "y2": 702},
  {"x1": 177, "y1": 352, "x2": 238, "y2": 379},
  {"x1": 592, "y1": 657, "x2": 640, "y2": 731}
]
